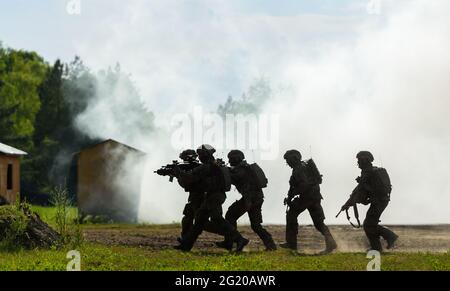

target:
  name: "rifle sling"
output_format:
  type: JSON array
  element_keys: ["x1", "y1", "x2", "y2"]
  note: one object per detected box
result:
[{"x1": 345, "y1": 205, "x2": 361, "y2": 228}]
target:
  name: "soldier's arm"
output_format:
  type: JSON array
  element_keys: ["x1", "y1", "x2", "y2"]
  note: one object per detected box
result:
[
  {"x1": 230, "y1": 167, "x2": 246, "y2": 186},
  {"x1": 289, "y1": 168, "x2": 310, "y2": 197},
  {"x1": 177, "y1": 164, "x2": 206, "y2": 184}
]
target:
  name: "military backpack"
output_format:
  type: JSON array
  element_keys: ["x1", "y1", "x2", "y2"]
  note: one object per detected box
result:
[
  {"x1": 247, "y1": 163, "x2": 268, "y2": 189},
  {"x1": 304, "y1": 159, "x2": 323, "y2": 185},
  {"x1": 372, "y1": 167, "x2": 392, "y2": 197}
]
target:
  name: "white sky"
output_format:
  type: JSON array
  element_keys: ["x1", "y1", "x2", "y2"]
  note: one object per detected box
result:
[{"x1": 2, "y1": 1, "x2": 450, "y2": 224}]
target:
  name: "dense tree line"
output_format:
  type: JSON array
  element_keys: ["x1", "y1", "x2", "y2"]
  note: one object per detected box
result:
[{"x1": 0, "y1": 44, "x2": 152, "y2": 204}]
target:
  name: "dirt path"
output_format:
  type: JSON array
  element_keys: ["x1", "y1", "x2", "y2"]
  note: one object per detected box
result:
[{"x1": 83, "y1": 224, "x2": 450, "y2": 254}]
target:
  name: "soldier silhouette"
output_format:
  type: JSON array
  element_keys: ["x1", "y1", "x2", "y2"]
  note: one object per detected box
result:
[
  {"x1": 340, "y1": 151, "x2": 398, "y2": 251},
  {"x1": 281, "y1": 150, "x2": 337, "y2": 254}
]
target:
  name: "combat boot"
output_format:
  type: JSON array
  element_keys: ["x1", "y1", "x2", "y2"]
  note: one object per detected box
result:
[
  {"x1": 215, "y1": 240, "x2": 233, "y2": 251},
  {"x1": 265, "y1": 241, "x2": 277, "y2": 251},
  {"x1": 386, "y1": 233, "x2": 399, "y2": 249},
  {"x1": 319, "y1": 234, "x2": 337, "y2": 255},
  {"x1": 235, "y1": 237, "x2": 249, "y2": 253},
  {"x1": 279, "y1": 242, "x2": 297, "y2": 251},
  {"x1": 173, "y1": 244, "x2": 191, "y2": 252}
]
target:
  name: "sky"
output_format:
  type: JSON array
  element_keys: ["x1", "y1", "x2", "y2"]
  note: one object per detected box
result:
[
  {"x1": 1, "y1": 0, "x2": 450, "y2": 225},
  {"x1": 0, "y1": 0, "x2": 371, "y2": 109}
]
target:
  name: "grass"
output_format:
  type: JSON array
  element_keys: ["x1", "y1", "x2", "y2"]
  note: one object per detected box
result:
[
  {"x1": 30, "y1": 205, "x2": 78, "y2": 228},
  {"x1": 0, "y1": 244, "x2": 449, "y2": 271},
  {"x1": 1, "y1": 206, "x2": 448, "y2": 271}
]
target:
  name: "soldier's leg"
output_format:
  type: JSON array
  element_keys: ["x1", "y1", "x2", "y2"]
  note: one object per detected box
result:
[
  {"x1": 218, "y1": 198, "x2": 247, "y2": 244},
  {"x1": 226, "y1": 198, "x2": 250, "y2": 229},
  {"x1": 203, "y1": 220, "x2": 225, "y2": 236},
  {"x1": 181, "y1": 195, "x2": 203, "y2": 239},
  {"x1": 248, "y1": 197, "x2": 276, "y2": 250},
  {"x1": 363, "y1": 202, "x2": 384, "y2": 251},
  {"x1": 284, "y1": 197, "x2": 308, "y2": 249},
  {"x1": 308, "y1": 200, "x2": 337, "y2": 253},
  {"x1": 207, "y1": 192, "x2": 248, "y2": 251},
  {"x1": 180, "y1": 202, "x2": 210, "y2": 251},
  {"x1": 371, "y1": 201, "x2": 398, "y2": 249}
]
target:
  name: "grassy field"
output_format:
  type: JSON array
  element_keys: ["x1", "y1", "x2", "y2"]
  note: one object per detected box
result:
[
  {"x1": 1, "y1": 245, "x2": 449, "y2": 271},
  {"x1": 31, "y1": 205, "x2": 78, "y2": 227},
  {"x1": 0, "y1": 206, "x2": 449, "y2": 271}
]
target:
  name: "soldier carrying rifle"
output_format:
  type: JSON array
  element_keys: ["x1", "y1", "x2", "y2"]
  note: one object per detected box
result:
[
  {"x1": 155, "y1": 149, "x2": 204, "y2": 242},
  {"x1": 339, "y1": 151, "x2": 398, "y2": 252},
  {"x1": 211, "y1": 150, "x2": 277, "y2": 251},
  {"x1": 172, "y1": 145, "x2": 249, "y2": 252},
  {"x1": 280, "y1": 150, "x2": 337, "y2": 254}
]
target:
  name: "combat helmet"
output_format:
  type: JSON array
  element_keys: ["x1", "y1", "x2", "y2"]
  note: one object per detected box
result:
[
  {"x1": 197, "y1": 144, "x2": 216, "y2": 156},
  {"x1": 228, "y1": 150, "x2": 245, "y2": 161},
  {"x1": 179, "y1": 149, "x2": 198, "y2": 162},
  {"x1": 356, "y1": 151, "x2": 374, "y2": 162},
  {"x1": 283, "y1": 150, "x2": 302, "y2": 161}
]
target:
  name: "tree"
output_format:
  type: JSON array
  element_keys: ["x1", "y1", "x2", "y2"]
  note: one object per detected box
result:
[
  {"x1": 218, "y1": 77, "x2": 273, "y2": 116},
  {"x1": 0, "y1": 46, "x2": 47, "y2": 151}
]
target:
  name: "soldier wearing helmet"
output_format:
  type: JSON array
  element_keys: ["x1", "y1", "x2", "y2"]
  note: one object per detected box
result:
[
  {"x1": 174, "y1": 145, "x2": 249, "y2": 252},
  {"x1": 213, "y1": 150, "x2": 276, "y2": 251},
  {"x1": 176, "y1": 149, "x2": 205, "y2": 242},
  {"x1": 280, "y1": 150, "x2": 337, "y2": 254},
  {"x1": 341, "y1": 151, "x2": 398, "y2": 251}
]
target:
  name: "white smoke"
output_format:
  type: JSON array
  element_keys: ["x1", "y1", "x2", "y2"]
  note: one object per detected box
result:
[{"x1": 71, "y1": 0, "x2": 450, "y2": 224}]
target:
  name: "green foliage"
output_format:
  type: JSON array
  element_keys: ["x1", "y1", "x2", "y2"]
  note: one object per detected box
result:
[
  {"x1": 0, "y1": 205, "x2": 29, "y2": 251},
  {"x1": 0, "y1": 45, "x2": 47, "y2": 149},
  {"x1": 31, "y1": 205, "x2": 78, "y2": 227},
  {"x1": 218, "y1": 77, "x2": 273, "y2": 116},
  {"x1": 49, "y1": 187, "x2": 84, "y2": 248},
  {"x1": 1, "y1": 43, "x2": 155, "y2": 205}
]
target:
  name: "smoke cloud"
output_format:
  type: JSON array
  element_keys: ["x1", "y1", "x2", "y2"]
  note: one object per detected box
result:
[{"x1": 69, "y1": 0, "x2": 450, "y2": 224}]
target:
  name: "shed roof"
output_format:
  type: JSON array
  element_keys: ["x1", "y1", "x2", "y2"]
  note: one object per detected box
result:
[
  {"x1": 76, "y1": 139, "x2": 145, "y2": 155},
  {"x1": 0, "y1": 142, "x2": 28, "y2": 156}
]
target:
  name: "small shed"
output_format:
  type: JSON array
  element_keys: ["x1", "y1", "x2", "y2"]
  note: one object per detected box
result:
[
  {"x1": 0, "y1": 142, "x2": 27, "y2": 204},
  {"x1": 69, "y1": 139, "x2": 145, "y2": 222}
]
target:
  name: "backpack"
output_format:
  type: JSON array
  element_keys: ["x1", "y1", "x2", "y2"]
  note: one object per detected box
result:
[
  {"x1": 247, "y1": 163, "x2": 268, "y2": 189},
  {"x1": 212, "y1": 161, "x2": 231, "y2": 192},
  {"x1": 304, "y1": 159, "x2": 323, "y2": 185},
  {"x1": 372, "y1": 167, "x2": 392, "y2": 196}
]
